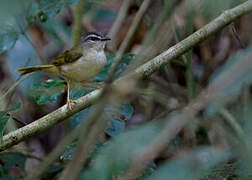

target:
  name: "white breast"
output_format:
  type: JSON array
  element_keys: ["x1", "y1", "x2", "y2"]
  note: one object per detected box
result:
[{"x1": 60, "y1": 50, "x2": 106, "y2": 82}]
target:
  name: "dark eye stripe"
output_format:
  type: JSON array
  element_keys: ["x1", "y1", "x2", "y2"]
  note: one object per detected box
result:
[{"x1": 88, "y1": 36, "x2": 100, "y2": 41}]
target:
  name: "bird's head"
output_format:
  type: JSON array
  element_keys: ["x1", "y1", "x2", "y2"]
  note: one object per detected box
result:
[{"x1": 80, "y1": 32, "x2": 111, "y2": 51}]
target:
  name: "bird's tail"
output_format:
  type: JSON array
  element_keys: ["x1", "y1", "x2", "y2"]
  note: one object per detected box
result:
[{"x1": 17, "y1": 65, "x2": 58, "y2": 75}]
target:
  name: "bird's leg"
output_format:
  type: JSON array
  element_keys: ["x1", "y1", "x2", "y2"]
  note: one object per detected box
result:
[{"x1": 66, "y1": 80, "x2": 76, "y2": 110}]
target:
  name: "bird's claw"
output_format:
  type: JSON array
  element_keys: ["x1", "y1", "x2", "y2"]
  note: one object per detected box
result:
[{"x1": 67, "y1": 99, "x2": 76, "y2": 110}]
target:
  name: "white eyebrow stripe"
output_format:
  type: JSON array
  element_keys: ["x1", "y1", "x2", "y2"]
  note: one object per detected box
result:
[{"x1": 84, "y1": 34, "x2": 102, "y2": 41}]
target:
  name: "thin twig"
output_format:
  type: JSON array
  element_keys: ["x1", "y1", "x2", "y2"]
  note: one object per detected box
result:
[
  {"x1": 230, "y1": 23, "x2": 245, "y2": 49},
  {"x1": 0, "y1": 73, "x2": 34, "y2": 110},
  {"x1": 219, "y1": 107, "x2": 245, "y2": 140},
  {"x1": 124, "y1": 0, "x2": 178, "y2": 73},
  {"x1": 72, "y1": 0, "x2": 86, "y2": 47},
  {"x1": 107, "y1": 0, "x2": 133, "y2": 51},
  {"x1": 110, "y1": 0, "x2": 151, "y2": 72}
]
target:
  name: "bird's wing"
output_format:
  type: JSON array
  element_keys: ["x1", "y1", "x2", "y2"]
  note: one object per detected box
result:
[{"x1": 52, "y1": 47, "x2": 83, "y2": 66}]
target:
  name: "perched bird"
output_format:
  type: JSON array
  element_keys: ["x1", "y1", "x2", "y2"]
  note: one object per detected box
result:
[{"x1": 17, "y1": 32, "x2": 111, "y2": 109}]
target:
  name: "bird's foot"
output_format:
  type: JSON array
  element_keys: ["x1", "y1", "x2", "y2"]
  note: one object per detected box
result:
[{"x1": 67, "y1": 99, "x2": 76, "y2": 110}]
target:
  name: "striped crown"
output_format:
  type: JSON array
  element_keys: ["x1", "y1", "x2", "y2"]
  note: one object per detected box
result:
[{"x1": 81, "y1": 32, "x2": 111, "y2": 43}]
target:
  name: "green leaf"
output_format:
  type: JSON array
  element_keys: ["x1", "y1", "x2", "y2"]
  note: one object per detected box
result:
[
  {"x1": 104, "y1": 103, "x2": 134, "y2": 137},
  {"x1": 7, "y1": 103, "x2": 22, "y2": 112},
  {"x1": 144, "y1": 147, "x2": 231, "y2": 180},
  {"x1": 25, "y1": 0, "x2": 79, "y2": 24},
  {"x1": 94, "y1": 54, "x2": 114, "y2": 82},
  {"x1": 43, "y1": 78, "x2": 65, "y2": 88},
  {"x1": 0, "y1": 24, "x2": 19, "y2": 53},
  {"x1": 70, "y1": 86, "x2": 91, "y2": 100},
  {"x1": 69, "y1": 107, "x2": 90, "y2": 129},
  {"x1": 114, "y1": 53, "x2": 135, "y2": 79},
  {"x1": 94, "y1": 53, "x2": 134, "y2": 82},
  {"x1": 61, "y1": 143, "x2": 77, "y2": 161},
  {"x1": 40, "y1": 18, "x2": 71, "y2": 46},
  {"x1": 205, "y1": 47, "x2": 252, "y2": 116},
  {"x1": 0, "y1": 0, "x2": 28, "y2": 53},
  {"x1": 0, "y1": 0, "x2": 28, "y2": 21},
  {"x1": 105, "y1": 118, "x2": 125, "y2": 137},
  {"x1": 29, "y1": 78, "x2": 65, "y2": 105},
  {"x1": 68, "y1": 86, "x2": 92, "y2": 128},
  {"x1": 81, "y1": 122, "x2": 160, "y2": 180},
  {"x1": 0, "y1": 112, "x2": 10, "y2": 140},
  {"x1": 0, "y1": 103, "x2": 22, "y2": 140},
  {"x1": 0, "y1": 153, "x2": 27, "y2": 179},
  {"x1": 47, "y1": 164, "x2": 64, "y2": 174},
  {"x1": 118, "y1": 103, "x2": 134, "y2": 120}
]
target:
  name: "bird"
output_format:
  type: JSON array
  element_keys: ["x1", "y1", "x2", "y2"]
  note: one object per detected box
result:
[{"x1": 17, "y1": 32, "x2": 111, "y2": 109}]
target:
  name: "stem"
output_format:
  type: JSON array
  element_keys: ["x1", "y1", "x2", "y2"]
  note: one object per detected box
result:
[
  {"x1": 107, "y1": 0, "x2": 132, "y2": 51},
  {"x1": 110, "y1": 0, "x2": 151, "y2": 73},
  {"x1": 72, "y1": 0, "x2": 86, "y2": 47}
]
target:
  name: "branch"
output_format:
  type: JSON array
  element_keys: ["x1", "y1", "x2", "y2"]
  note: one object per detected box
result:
[
  {"x1": 0, "y1": 0, "x2": 251, "y2": 151},
  {"x1": 0, "y1": 90, "x2": 101, "y2": 151}
]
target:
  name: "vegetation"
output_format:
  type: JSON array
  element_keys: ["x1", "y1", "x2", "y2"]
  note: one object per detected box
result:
[{"x1": 0, "y1": 0, "x2": 252, "y2": 179}]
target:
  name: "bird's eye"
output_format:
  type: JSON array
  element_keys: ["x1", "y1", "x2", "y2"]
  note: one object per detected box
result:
[{"x1": 89, "y1": 37, "x2": 100, "y2": 41}]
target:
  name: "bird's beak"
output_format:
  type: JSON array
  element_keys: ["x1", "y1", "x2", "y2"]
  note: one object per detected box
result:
[{"x1": 101, "y1": 37, "x2": 111, "y2": 41}]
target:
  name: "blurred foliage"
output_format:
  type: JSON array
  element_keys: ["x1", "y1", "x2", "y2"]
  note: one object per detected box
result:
[
  {"x1": 69, "y1": 107, "x2": 90, "y2": 129},
  {"x1": 94, "y1": 53, "x2": 135, "y2": 82},
  {"x1": 234, "y1": 103, "x2": 252, "y2": 180},
  {"x1": 61, "y1": 143, "x2": 77, "y2": 161},
  {"x1": 0, "y1": 103, "x2": 21, "y2": 140},
  {"x1": 25, "y1": 0, "x2": 79, "y2": 25},
  {"x1": 29, "y1": 78, "x2": 65, "y2": 105},
  {"x1": 0, "y1": 153, "x2": 27, "y2": 179},
  {"x1": 0, "y1": 25, "x2": 19, "y2": 54},
  {"x1": 105, "y1": 103, "x2": 134, "y2": 137},
  {"x1": 0, "y1": 0, "x2": 28, "y2": 21},
  {"x1": 62, "y1": 103, "x2": 134, "y2": 163},
  {"x1": 145, "y1": 147, "x2": 231, "y2": 180},
  {"x1": 196, "y1": 0, "x2": 243, "y2": 20},
  {"x1": 81, "y1": 122, "x2": 160, "y2": 179},
  {"x1": 206, "y1": 47, "x2": 252, "y2": 116},
  {"x1": 0, "y1": 0, "x2": 252, "y2": 179}
]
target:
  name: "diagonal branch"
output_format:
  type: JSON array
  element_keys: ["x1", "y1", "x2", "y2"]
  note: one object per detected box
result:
[{"x1": 0, "y1": 0, "x2": 251, "y2": 151}]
